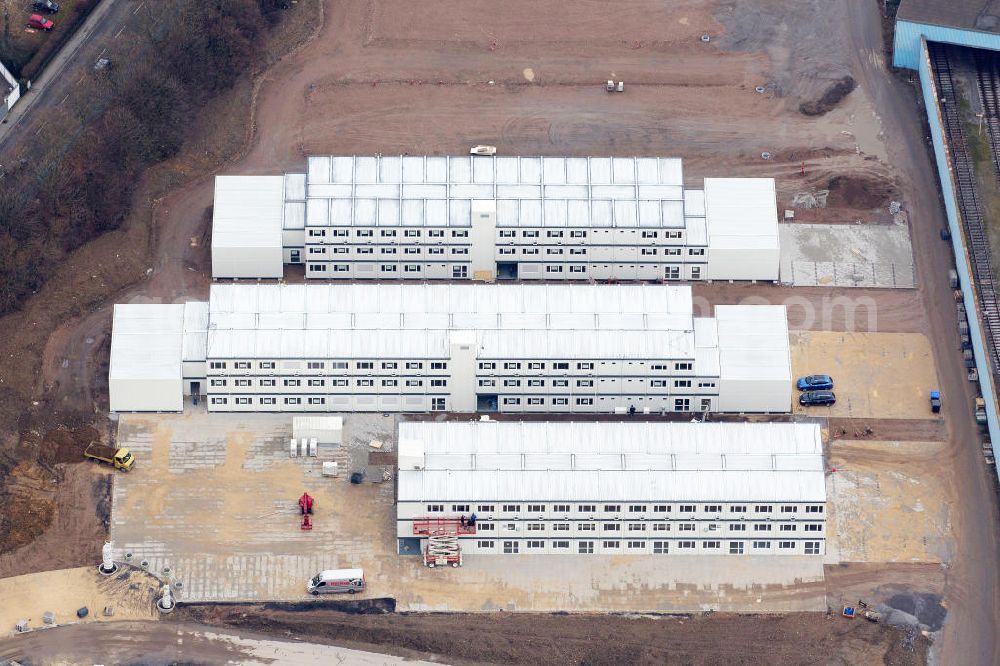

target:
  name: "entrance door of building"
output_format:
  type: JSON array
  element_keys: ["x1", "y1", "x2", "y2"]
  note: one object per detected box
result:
[
  {"x1": 477, "y1": 394, "x2": 499, "y2": 412},
  {"x1": 191, "y1": 381, "x2": 201, "y2": 406},
  {"x1": 497, "y1": 262, "x2": 518, "y2": 280}
]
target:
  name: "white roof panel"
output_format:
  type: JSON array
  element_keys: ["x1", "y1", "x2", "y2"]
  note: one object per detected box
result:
[
  {"x1": 715, "y1": 305, "x2": 790, "y2": 381},
  {"x1": 704, "y1": 178, "x2": 779, "y2": 251},
  {"x1": 212, "y1": 176, "x2": 284, "y2": 249},
  {"x1": 284, "y1": 173, "x2": 307, "y2": 201},
  {"x1": 110, "y1": 304, "x2": 184, "y2": 380},
  {"x1": 283, "y1": 202, "x2": 305, "y2": 230},
  {"x1": 205, "y1": 283, "x2": 700, "y2": 360},
  {"x1": 300, "y1": 156, "x2": 707, "y2": 228},
  {"x1": 397, "y1": 421, "x2": 825, "y2": 503}
]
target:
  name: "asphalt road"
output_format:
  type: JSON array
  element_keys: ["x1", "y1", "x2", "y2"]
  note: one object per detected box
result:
[
  {"x1": 847, "y1": 3, "x2": 1000, "y2": 665},
  {"x1": 0, "y1": 0, "x2": 145, "y2": 156}
]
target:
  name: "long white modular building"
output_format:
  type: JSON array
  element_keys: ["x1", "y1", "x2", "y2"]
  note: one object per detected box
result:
[
  {"x1": 211, "y1": 155, "x2": 780, "y2": 282},
  {"x1": 108, "y1": 283, "x2": 792, "y2": 414},
  {"x1": 396, "y1": 420, "x2": 827, "y2": 556}
]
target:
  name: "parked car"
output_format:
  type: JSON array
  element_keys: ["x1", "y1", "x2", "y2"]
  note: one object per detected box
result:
[
  {"x1": 800, "y1": 390, "x2": 836, "y2": 407},
  {"x1": 796, "y1": 374, "x2": 834, "y2": 391},
  {"x1": 27, "y1": 14, "x2": 54, "y2": 31},
  {"x1": 32, "y1": 0, "x2": 59, "y2": 13},
  {"x1": 307, "y1": 568, "x2": 365, "y2": 595}
]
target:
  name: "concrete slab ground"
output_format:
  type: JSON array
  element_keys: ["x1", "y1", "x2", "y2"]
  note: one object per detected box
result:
[
  {"x1": 779, "y1": 223, "x2": 915, "y2": 288},
  {"x1": 790, "y1": 331, "x2": 940, "y2": 419},
  {"x1": 111, "y1": 412, "x2": 828, "y2": 612},
  {"x1": 824, "y1": 440, "x2": 953, "y2": 564},
  {"x1": 0, "y1": 565, "x2": 160, "y2": 635}
]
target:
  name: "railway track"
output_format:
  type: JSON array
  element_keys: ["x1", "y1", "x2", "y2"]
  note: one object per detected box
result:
[
  {"x1": 973, "y1": 51, "x2": 1000, "y2": 186},
  {"x1": 929, "y1": 43, "x2": 1000, "y2": 381}
]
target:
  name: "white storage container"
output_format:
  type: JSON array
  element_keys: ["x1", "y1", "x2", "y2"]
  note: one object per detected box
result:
[{"x1": 292, "y1": 416, "x2": 344, "y2": 445}]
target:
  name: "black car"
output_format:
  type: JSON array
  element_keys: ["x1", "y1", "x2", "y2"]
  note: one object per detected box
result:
[
  {"x1": 799, "y1": 390, "x2": 836, "y2": 407},
  {"x1": 32, "y1": 0, "x2": 59, "y2": 13}
]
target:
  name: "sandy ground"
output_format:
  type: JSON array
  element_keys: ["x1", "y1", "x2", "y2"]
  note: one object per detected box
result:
[
  {"x1": 0, "y1": 565, "x2": 160, "y2": 634},
  {"x1": 826, "y1": 440, "x2": 954, "y2": 564},
  {"x1": 0, "y1": 0, "x2": 993, "y2": 662},
  {"x1": 791, "y1": 331, "x2": 939, "y2": 419}
]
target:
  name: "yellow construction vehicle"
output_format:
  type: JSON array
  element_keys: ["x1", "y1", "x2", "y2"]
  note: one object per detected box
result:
[{"x1": 84, "y1": 442, "x2": 135, "y2": 471}]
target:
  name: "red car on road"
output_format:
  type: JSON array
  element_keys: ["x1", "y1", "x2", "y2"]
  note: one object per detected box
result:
[{"x1": 27, "y1": 14, "x2": 55, "y2": 31}]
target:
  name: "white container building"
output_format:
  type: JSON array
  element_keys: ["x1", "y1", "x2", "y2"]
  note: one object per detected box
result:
[
  {"x1": 108, "y1": 283, "x2": 791, "y2": 414},
  {"x1": 210, "y1": 155, "x2": 780, "y2": 283},
  {"x1": 109, "y1": 302, "x2": 207, "y2": 412},
  {"x1": 396, "y1": 420, "x2": 827, "y2": 556},
  {"x1": 211, "y1": 176, "x2": 286, "y2": 279}
]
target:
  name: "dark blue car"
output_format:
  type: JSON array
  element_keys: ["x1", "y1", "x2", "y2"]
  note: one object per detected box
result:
[
  {"x1": 800, "y1": 391, "x2": 836, "y2": 406},
  {"x1": 796, "y1": 374, "x2": 834, "y2": 391}
]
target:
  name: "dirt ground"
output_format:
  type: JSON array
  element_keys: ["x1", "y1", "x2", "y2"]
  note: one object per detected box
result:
[
  {"x1": 0, "y1": 0, "x2": 994, "y2": 662},
  {"x1": 169, "y1": 606, "x2": 930, "y2": 666}
]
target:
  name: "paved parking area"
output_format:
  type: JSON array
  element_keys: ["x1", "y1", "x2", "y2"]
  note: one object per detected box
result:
[
  {"x1": 790, "y1": 331, "x2": 939, "y2": 419},
  {"x1": 779, "y1": 223, "x2": 915, "y2": 288},
  {"x1": 111, "y1": 412, "x2": 831, "y2": 612}
]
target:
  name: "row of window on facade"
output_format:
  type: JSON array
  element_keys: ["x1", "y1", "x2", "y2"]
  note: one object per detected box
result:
[
  {"x1": 209, "y1": 360, "x2": 449, "y2": 371},
  {"x1": 430, "y1": 522, "x2": 824, "y2": 534},
  {"x1": 308, "y1": 246, "x2": 470, "y2": 256},
  {"x1": 210, "y1": 395, "x2": 448, "y2": 409},
  {"x1": 211, "y1": 378, "x2": 449, "y2": 388},
  {"x1": 473, "y1": 540, "x2": 822, "y2": 554},
  {"x1": 310, "y1": 228, "x2": 469, "y2": 239},
  {"x1": 208, "y1": 377, "x2": 713, "y2": 390},
  {"x1": 307, "y1": 263, "x2": 698, "y2": 279},
  {"x1": 495, "y1": 247, "x2": 704, "y2": 257},
  {"x1": 206, "y1": 395, "x2": 703, "y2": 410},
  {"x1": 307, "y1": 247, "x2": 704, "y2": 259},
  {"x1": 494, "y1": 396, "x2": 704, "y2": 410},
  {"x1": 478, "y1": 378, "x2": 714, "y2": 389},
  {"x1": 425, "y1": 503, "x2": 826, "y2": 515},
  {"x1": 309, "y1": 264, "x2": 469, "y2": 277},
  {"x1": 307, "y1": 228, "x2": 688, "y2": 241},
  {"x1": 208, "y1": 360, "x2": 696, "y2": 373}
]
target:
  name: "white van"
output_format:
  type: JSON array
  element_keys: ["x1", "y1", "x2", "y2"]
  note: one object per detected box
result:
[{"x1": 307, "y1": 568, "x2": 365, "y2": 595}]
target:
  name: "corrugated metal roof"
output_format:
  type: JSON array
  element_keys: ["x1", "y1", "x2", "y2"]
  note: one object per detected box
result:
[
  {"x1": 206, "y1": 283, "x2": 702, "y2": 360},
  {"x1": 704, "y1": 178, "x2": 779, "y2": 251},
  {"x1": 397, "y1": 421, "x2": 825, "y2": 502},
  {"x1": 304, "y1": 155, "x2": 690, "y2": 229},
  {"x1": 898, "y1": 0, "x2": 1000, "y2": 33},
  {"x1": 212, "y1": 176, "x2": 285, "y2": 249}
]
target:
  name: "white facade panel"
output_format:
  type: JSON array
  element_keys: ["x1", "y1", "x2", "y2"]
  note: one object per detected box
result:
[
  {"x1": 109, "y1": 378, "x2": 183, "y2": 413},
  {"x1": 716, "y1": 305, "x2": 791, "y2": 412},
  {"x1": 109, "y1": 304, "x2": 186, "y2": 412}
]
